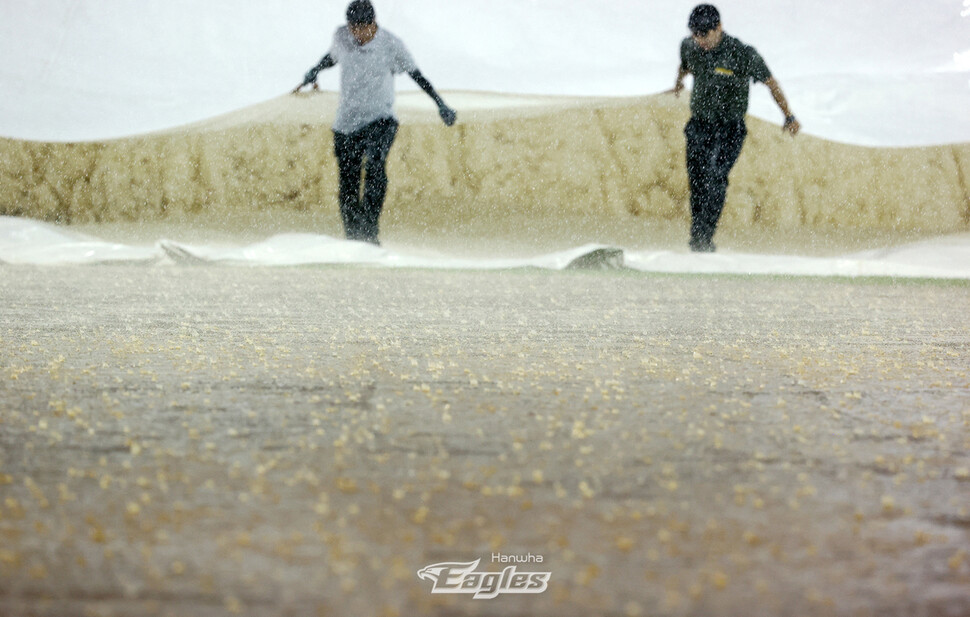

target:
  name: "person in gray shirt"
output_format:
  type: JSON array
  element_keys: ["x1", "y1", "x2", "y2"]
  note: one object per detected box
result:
[{"x1": 293, "y1": 0, "x2": 456, "y2": 245}]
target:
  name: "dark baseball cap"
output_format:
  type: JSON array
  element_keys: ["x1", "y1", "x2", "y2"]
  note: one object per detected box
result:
[
  {"x1": 689, "y1": 4, "x2": 720, "y2": 35},
  {"x1": 347, "y1": 0, "x2": 376, "y2": 26}
]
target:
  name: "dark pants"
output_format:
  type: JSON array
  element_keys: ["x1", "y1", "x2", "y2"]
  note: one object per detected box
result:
[
  {"x1": 333, "y1": 118, "x2": 399, "y2": 244},
  {"x1": 684, "y1": 118, "x2": 747, "y2": 251}
]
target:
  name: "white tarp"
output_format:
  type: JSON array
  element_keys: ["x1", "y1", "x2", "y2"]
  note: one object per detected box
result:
[{"x1": 3, "y1": 216, "x2": 968, "y2": 280}]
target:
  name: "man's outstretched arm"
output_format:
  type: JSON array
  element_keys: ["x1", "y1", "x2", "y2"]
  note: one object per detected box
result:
[
  {"x1": 293, "y1": 54, "x2": 337, "y2": 93},
  {"x1": 668, "y1": 64, "x2": 690, "y2": 97},
  {"x1": 764, "y1": 77, "x2": 800, "y2": 136},
  {"x1": 408, "y1": 70, "x2": 456, "y2": 126}
]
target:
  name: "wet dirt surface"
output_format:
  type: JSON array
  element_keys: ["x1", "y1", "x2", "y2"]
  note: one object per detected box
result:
[{"x1": 1, "y1": 266, "x2": 968, "y2": 616}]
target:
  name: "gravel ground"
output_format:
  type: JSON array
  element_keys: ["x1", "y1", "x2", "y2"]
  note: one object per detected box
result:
[{"x1": 1, "y1": 265, "x2": 968, "y2": 617}]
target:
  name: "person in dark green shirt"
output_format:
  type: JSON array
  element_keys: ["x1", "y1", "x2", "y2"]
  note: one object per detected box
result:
[{"x1": 670, "y1": 4, "x2": 800, "y2": 252}]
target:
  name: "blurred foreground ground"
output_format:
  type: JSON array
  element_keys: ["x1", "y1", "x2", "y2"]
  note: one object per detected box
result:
[{"x1": 1, "y1": 266, "x2": 969, "y2": 617}]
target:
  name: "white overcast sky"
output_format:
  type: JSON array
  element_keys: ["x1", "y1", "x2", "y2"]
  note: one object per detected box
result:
[{"x1": 0, "y1": 0, "x2": 967, "y2": 144}]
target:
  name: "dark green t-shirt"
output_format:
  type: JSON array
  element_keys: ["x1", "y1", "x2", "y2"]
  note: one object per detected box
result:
[{"x1": 680, "y1": 34, "x2": 771, "y2": 123}]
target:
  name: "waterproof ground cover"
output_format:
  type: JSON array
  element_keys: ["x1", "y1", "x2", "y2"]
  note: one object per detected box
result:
[
  {"x1": 3, "y1": 216, "x2": 970, "y2": 280},
  {"x1": 1, "y1": 266, "x2": 968, "y2": 616}
]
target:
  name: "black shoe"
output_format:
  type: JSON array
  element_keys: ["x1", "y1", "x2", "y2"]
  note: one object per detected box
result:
[
  {"x1": 346, "y1": 233, "x2": 380, "y2": 247},
  {"x1": 689, "y1": 240, "x2": 716, "y2": 253}
]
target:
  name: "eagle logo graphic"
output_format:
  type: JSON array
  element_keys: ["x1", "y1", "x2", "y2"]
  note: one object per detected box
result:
[{"x1": 416, "y1": 560, "x2": 480, "y2": 587}]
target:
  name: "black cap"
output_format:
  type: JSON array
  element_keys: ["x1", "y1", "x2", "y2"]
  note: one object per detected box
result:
[
  {"x1": 689, "y1": 4, "x2": 720, "y2": 35},
  {"x1": 347, "y1": 0, "x2": 376, "y2": 26}
]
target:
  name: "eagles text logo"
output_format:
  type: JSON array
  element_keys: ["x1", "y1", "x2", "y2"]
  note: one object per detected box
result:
[{"x1": 416, "y1": 559, "x2": 551, "y2": 599}]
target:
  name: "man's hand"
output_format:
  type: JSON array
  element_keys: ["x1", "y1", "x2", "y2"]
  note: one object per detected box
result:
[
  {"x1": 292, "y1": 82, "x2": 320, "y2": 94},
  {"x1": 765, "y1": 79, "x2": 799, "y2": 137},
  {"x1": 439, "y1": 105, "x2": 457, "y2": 127},
  {"x1": 668, "y1": 65, "x2": 690, "y2": 98}
]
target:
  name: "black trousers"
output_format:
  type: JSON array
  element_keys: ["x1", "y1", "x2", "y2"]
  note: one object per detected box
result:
[
  {"x1": 684, "y1": 117, "x2": 747, "y2": 250},
  {"x1": 333, "y1": 117, "x2": 399, "y2": 244}
]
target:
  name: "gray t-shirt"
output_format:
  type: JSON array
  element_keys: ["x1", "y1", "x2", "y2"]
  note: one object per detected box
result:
[{"x1": 328, "y1": 26, "x2": 417, "y2": 134}]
